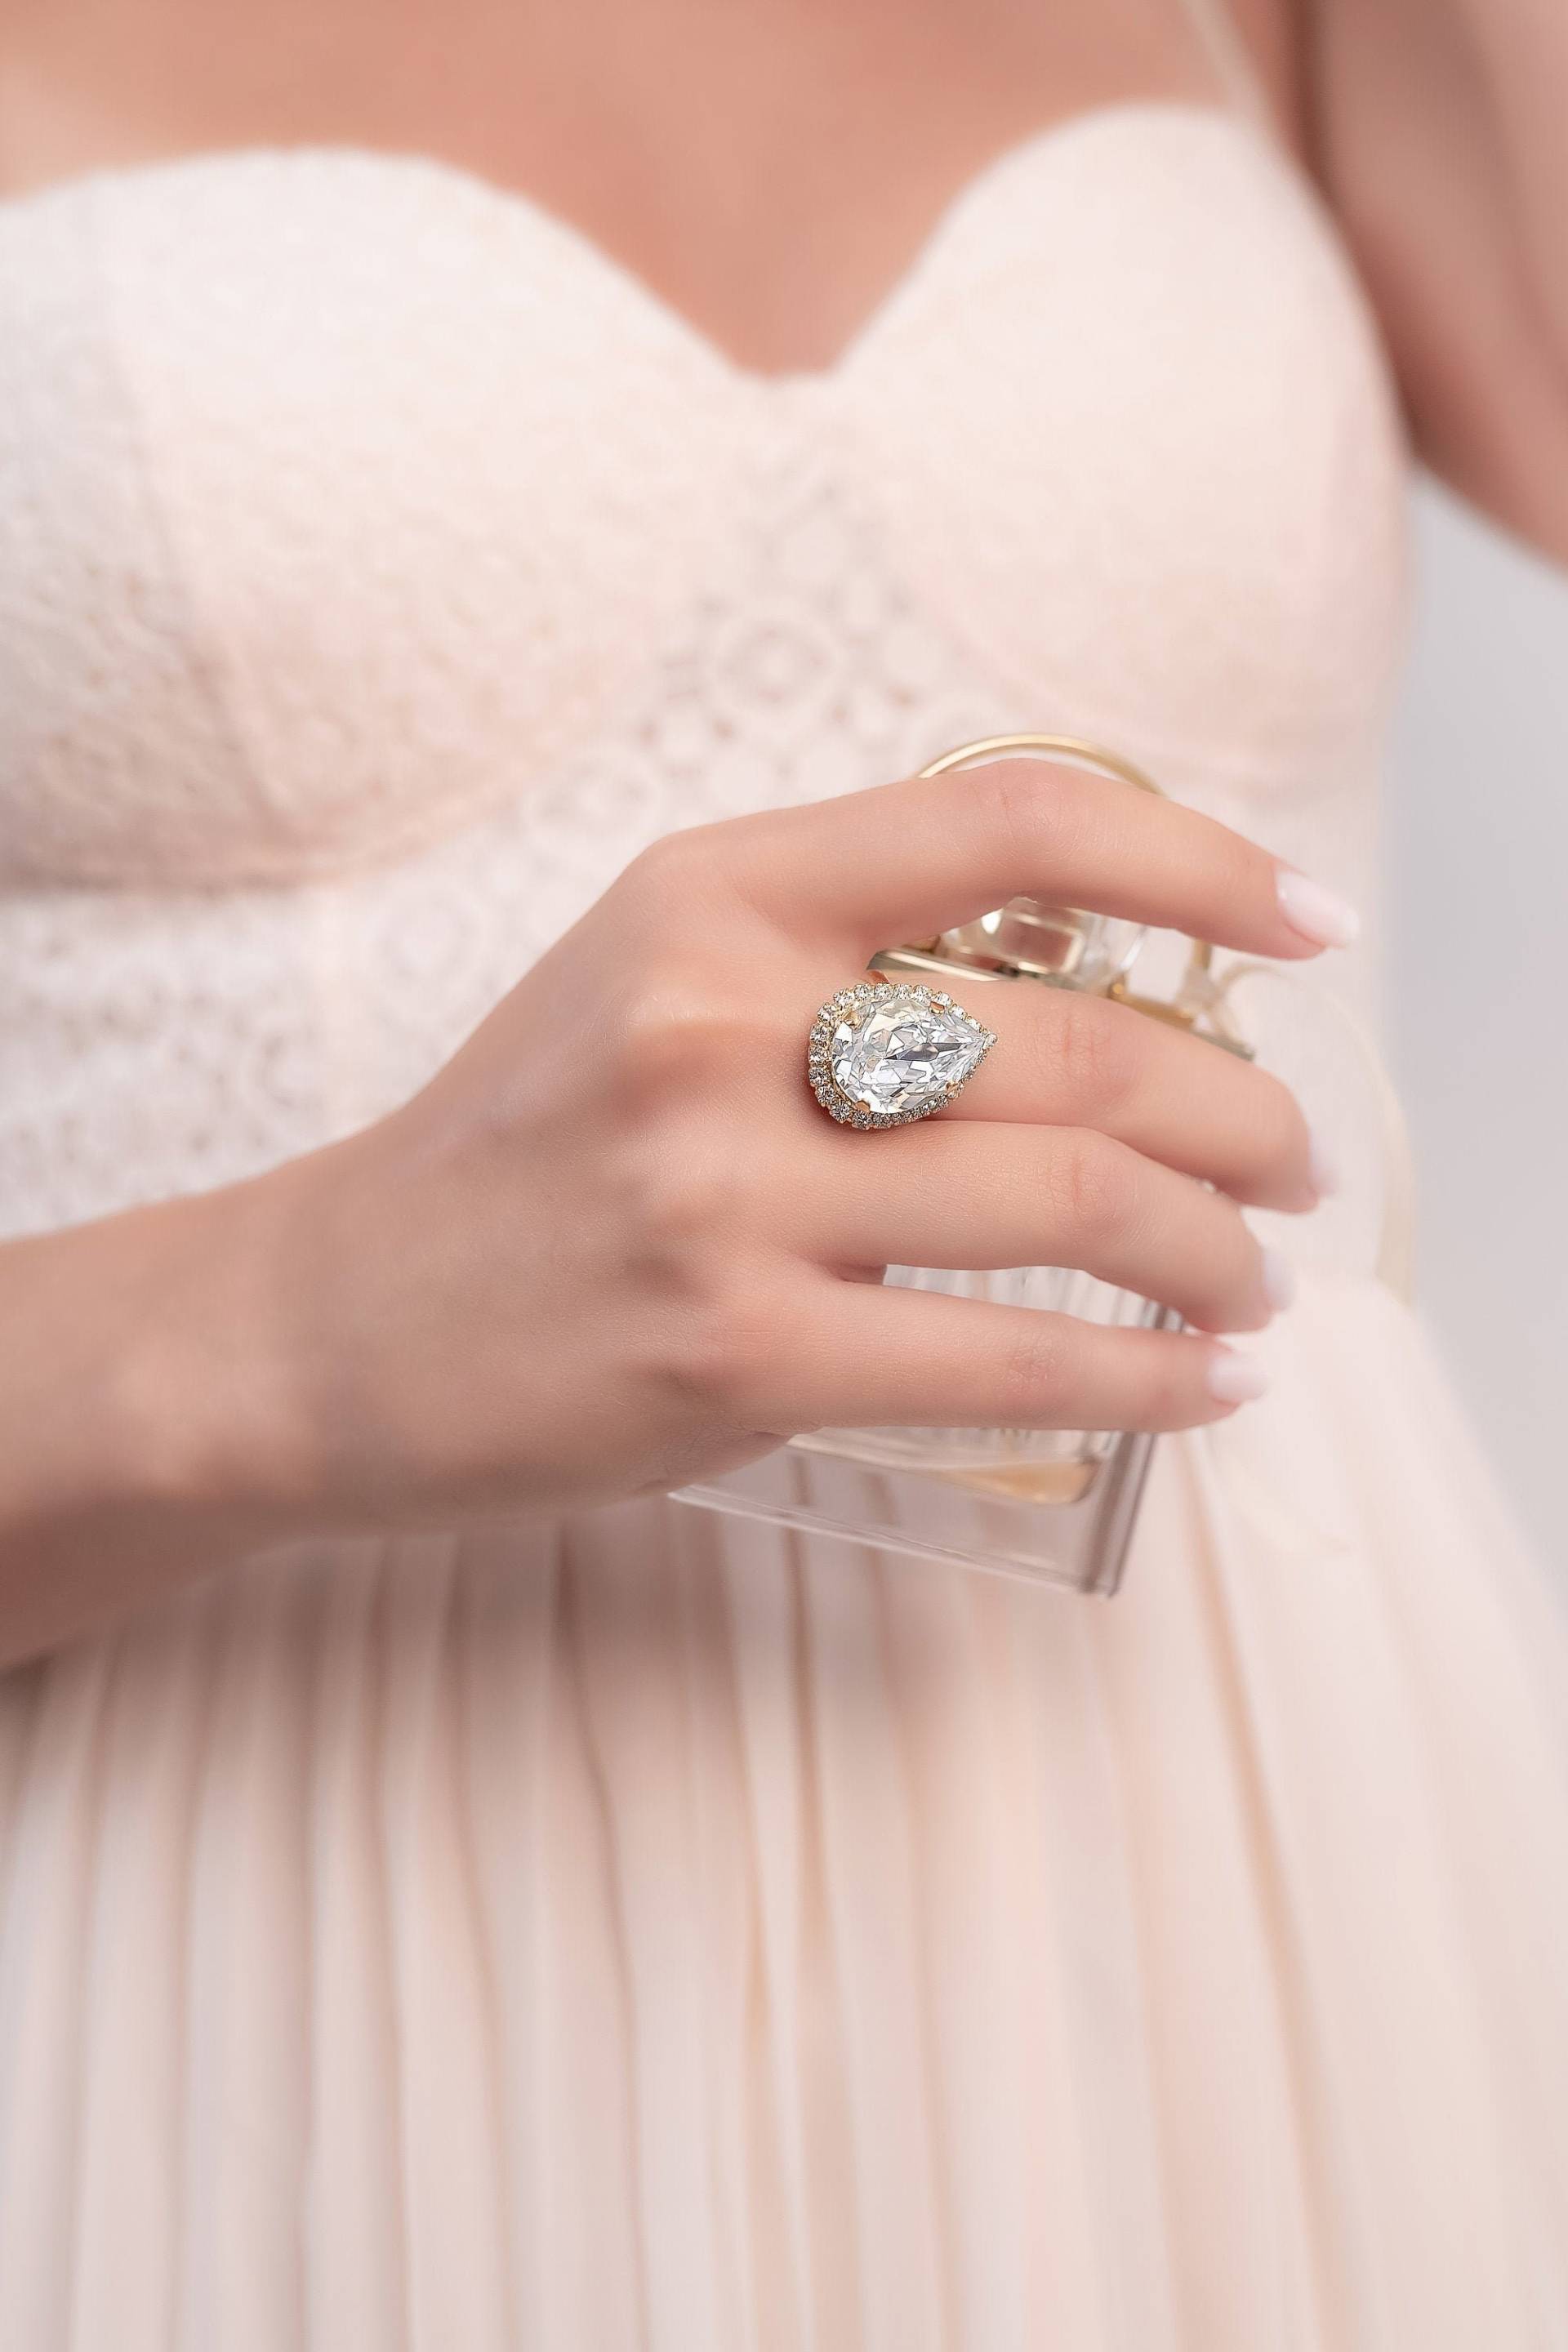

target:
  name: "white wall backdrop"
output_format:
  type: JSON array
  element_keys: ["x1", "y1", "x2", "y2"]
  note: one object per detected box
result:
[{"x1": 1385, "y1": 479, "x2": 1568, "y2": 1566}]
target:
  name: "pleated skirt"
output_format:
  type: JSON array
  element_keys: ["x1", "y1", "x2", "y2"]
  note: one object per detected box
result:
[{"x1": 2, "y1": 1269, "x2": 1566, "y2": 2351}]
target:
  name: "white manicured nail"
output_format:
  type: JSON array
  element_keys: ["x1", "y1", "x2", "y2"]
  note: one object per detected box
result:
[
  {"x1": 1207, "y1": 1349, "x2": 1270, "y2": 1405},
  {"x1": 1261, "y1": 1246, "x2": 1298, "y2": 1312},
  {"x1": 1276, "y1": 867, "x2": 1361, "y2": 948},
  {"x1": 1308, "y1": 1129, "x2": 1341, "y2": 1200}
]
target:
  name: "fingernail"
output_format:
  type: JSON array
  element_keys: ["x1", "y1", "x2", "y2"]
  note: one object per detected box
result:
[
  {"x1": 1307, "y1": 1128, "x2": 1341, "y2": 1200},
  {"x1": 1276, "y1": 866, "x2": 1361, "y2": 949},
  {"x1": 1261, "y1": 1245, "x2": 1298, "y2": 1312},
  {"x1": 1207, "y1": 1348, "x2": 1270, "y2": 1405}
]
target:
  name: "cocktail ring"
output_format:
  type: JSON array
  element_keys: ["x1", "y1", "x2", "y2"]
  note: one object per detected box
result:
[{"x1": 807, "y1": 977, "x2": 996, "y2": 1129}]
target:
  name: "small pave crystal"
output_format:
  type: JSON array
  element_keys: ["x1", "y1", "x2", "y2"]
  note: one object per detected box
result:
[{"x1": 805, "y1": 981, "x2": 996, "y2": 1128}]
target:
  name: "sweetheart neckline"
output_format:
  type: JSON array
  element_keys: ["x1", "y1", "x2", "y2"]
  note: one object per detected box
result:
[{"x1": 3, "y1": 98, "x2": 1274, "y2": 390}]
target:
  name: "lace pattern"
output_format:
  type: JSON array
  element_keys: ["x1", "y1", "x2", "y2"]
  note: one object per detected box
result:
[
  {"x1": 0, "y1": 423, "x2": 1385, "y2": 1241},
  {"x1": 0, "y1": 114, "x2": 1405, "y2": 1236}
]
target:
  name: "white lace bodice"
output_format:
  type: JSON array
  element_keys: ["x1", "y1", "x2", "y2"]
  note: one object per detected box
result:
[{"x1": 0, "y1": 105, "x2": 1408, "y2": 1235}]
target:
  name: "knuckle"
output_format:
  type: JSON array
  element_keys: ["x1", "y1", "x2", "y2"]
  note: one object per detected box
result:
[
  {"x1": 1216, "y1": 1193, "x2": 1262, "y2": 1287},
  {"x1": 662, "y1": 1277, "x2": 787, "y2": 1419},
  {"x1": 1188, "y1": 1201, "x2": 1266, "y2": 1330},
  {"x1": 1049, "y1": 1128, "x2": 1141, "y2": 1244},
  {"x1": 999, "y1": 1313, "x2": 1076, "y2": 1419},
  {"x1": 1200, "y1": 822, "x2": 1268, "y2": 924},
  {"x1": 1143, "y1": 1348, "x2": 1198, "y2": 1429},
  {"x1": 1267, "y1": 1076, "x2": 1312, "y2": 1181},
  {"x1": 1241, "y1": 1069, "x2": 1310, "y2": 1197},
  {"x1": 1048, "y1": 990, "x2": 1138, "y2": 1115},
  {"x1": 622, "y1": 822, "x2": 723, "y2": 906},
  {"x1": 982, "y1": 757, "x2": 1087, "y2": 867},
  {"x1": 613, "y1": 961, "x2": 737, "y2": 1098},
  {"x1": 1238, "y1": 834, "x2": 1281, "y2": 908},
  {"x1": 622, "y1": 1129, "x2": 746, "y2": 1258}
]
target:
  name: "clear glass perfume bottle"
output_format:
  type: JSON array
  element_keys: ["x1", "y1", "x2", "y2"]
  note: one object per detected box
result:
[{"x1": 675, "y1": 736, "x2": 1253, "y2": 1596}]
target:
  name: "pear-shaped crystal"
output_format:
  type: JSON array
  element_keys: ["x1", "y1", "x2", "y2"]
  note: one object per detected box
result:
[{"x1": 831, "y1": 990, "x2": 991, "y2": 1117}]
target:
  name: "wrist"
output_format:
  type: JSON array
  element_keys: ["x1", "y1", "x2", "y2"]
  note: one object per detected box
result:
[
  {"x1": 0, "y1": 1143, "x2": 390, "y2": 1662},
  {"x1": 147, "y1": 1120, "x2": 436, "y2": 1539},
  {"x1": 74, "y1": 1145, "x2": 376, "y2": 1549},
  {"x1": 86, "y1": 1175, "x2": 314, "y2": 1545},
  {"x1": 0, "y1": 1183, "x2": 305, "y2": 1665}
]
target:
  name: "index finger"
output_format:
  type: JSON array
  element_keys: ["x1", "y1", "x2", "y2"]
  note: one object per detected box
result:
[{"x1": 728, "y1": 755, "x2": 1360, "y2": 962}]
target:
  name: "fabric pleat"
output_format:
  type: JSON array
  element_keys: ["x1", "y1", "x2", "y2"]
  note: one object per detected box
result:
[
  {"x1": 173, "y1": 1554, "x2": 317, "y2": 2350},
  {"x1": 2, "y1": 1270, "x2": 1567, "y2": 2349},
  {"x1": 303, "y1": 1543, "x2": 408, "y2": 2351},
  {"x1": 0, "y1": 1645, "x2": 115, "y2": 2349}
]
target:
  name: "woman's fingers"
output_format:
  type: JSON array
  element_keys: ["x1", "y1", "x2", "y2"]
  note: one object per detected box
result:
[
  {"x1": 946, "y1": 981, "x2": 1316, "y2": 1210},
  {"x1": 760, "y1": 1276, "x2": 1264, "y2": 1437},
  {"x1": 724, "y1": 755, "x2": 1359, "y2": 961},
  {"x1": 802, "y1": 1122, "x2": 1285, "y2": 1334}
]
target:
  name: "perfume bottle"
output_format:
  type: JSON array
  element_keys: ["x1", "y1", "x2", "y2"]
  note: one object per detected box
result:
[{"x1": 675, "y1": 736, "x2": 1253, "y2": 1597}]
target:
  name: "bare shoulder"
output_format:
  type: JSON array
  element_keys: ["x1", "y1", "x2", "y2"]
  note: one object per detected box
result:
[{"x1": 1270, "y1": 0, "x2": 1568, "y2": 566}]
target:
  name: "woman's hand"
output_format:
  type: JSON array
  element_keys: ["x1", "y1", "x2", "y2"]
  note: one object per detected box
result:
[
  {"x1": 0, "y1": 755, "x2": 1353, "y2": 1658},
  {"x1": 245, "y1": 755, "x2": 1346, "y2": 1530}
]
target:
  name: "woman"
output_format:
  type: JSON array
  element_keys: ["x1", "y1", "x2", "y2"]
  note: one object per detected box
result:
[{"x1": 0, "y1": 0, "x2": 1565, "y2": 2341}]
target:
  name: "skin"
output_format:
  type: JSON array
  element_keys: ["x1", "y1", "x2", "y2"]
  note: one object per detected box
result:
[
  {"x1": 0, "y1": 764, "x2": 1334, "y2": 1664},
  {"x1": 0, "y1": 0, "x2": 1563, "y2": 1664}
]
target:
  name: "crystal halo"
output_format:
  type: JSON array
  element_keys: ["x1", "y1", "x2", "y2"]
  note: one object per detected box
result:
[{"x1": 806, "y1": 978, "x2": 997, "y2": 1129}]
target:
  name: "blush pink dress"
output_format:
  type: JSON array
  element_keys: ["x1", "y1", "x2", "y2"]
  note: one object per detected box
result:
[{"x1": 1, "y1": 58, "x2": 1566, "y2": 2352}]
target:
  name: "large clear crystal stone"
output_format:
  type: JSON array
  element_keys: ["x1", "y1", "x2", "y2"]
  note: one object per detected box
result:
[{"x1": 831, "y1": 991, "x2": 988, "y2": 1116}]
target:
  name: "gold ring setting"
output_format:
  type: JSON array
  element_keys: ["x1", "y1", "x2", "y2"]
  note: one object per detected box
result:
[{"x1": 807, "y1": 977, "x2": 996, "y2": 1129}]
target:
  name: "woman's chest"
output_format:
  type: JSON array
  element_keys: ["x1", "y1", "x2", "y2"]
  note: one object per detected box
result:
[{"x1": 0, "y1": 111, "x2": 1407, "y2": 891}]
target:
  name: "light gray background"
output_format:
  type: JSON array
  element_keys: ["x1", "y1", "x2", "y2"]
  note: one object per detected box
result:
[{"x1": 1386, "y1": 479, "x2": 1568, "y2": 1564}]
